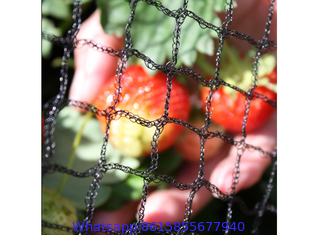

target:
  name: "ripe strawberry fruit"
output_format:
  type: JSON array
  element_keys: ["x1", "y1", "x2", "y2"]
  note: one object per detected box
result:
[
  {"x1": 265, "y1": 66, "x2": 277, "y2": 84},
  {"x1": 95, "y1": 65, "x2": 190, "y2": 158},
  {"x1": 200, "y1": 48, "x2": 277, "y2": 133},
  {"x1": 201, "y1": 86, "x2": 276, "y2": 133}
]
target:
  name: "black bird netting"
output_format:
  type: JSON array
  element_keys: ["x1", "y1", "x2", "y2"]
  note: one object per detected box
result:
[{"x1": 42, "y1": 0, "x2": 277, "y2": 234}]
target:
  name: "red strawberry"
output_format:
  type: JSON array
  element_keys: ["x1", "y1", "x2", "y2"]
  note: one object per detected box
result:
[
  {"x1": 95, "y1": 65, "x2": 190, "y2": 158},
  {"x1": 200, "y1": 47, "x2": 277, "y2": 133},
  {"x1": 201, "y1": 85, "x2": 276, "y2": 133},
  {"x1": 174, "y1": 120, "x2": 224, "y2": 161}
]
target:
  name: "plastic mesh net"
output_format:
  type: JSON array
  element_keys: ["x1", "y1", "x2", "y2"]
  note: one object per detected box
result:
[{"x1": 42, "y1": 0, "x2": 277, "y2": 234}]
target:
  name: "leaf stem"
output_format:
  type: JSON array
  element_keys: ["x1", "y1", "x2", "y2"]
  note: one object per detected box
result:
[
  {"x1": 55, "y1": 111, "x2": 94, "y2": 197},
  {"x1": 222, "y1": 42, "x2": 243, "y2": 77},
  {"x1": 196, "y1": 53, "x2": 215, "y2": 77}
]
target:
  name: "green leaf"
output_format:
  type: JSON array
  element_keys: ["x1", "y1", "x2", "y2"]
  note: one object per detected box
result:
[
  {"x1": 43, "y1": 107, "x2": 142, "y2": 209},
  {"x1": 42, "y1": 0, "x2": 71, "y2": 19},
  {"x1": 42, "y1": 40, "x2": 53, "y2": 59},
  {"x1": 156, "y1": 148, "x2": 183, "y2": 175},
  {"x1": 43, "y1": 174, "x2": 112, "y2": 211},
  {"x1": 64, "y1": 107, "x2": 139, "y2": 183},
  {"x1": 42, "y1": 18, "x2": 62, "y2": 58},
  {"x1": 112, "y1": 174, "x2": 145, "y2": 200},
  {"x1": 196, "y1": 33, "x2": 214, "y2": 56},
  {"x1": 100, "y1": 148, "x2": 182, "y2": 209},
  {"x1": 98, "y1": 0, "x2": 224, "y2": 67},
  {"x1": 97, "y1": 0, "x2": 131, "y2": 37},
  {"x1": 179, "y1": 49, "x2": 197, "y2": 67},
  {"x1": 136, "y1": 148, "x2": 182, "y2": 175},
  {"x1": 98, "y1": 189, "x2": 126, "y2": 211},
  {"x1": 177, "y1": 17, "x2": 202, "y2": 66},
  {"x1": 100, "y1": 151, "x2": 140, "y2": 184},
  {"x1": 99, "y1": 174, "x2": 144, "y2": 211}
]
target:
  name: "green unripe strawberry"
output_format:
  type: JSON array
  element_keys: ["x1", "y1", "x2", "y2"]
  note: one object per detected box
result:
[{"x1": 42, "y1": 188, "x2": 77, "y2": 235}]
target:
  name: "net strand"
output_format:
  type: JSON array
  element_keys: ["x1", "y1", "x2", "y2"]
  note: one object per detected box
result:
[{"x1": 42, "y1": 0, "x2": 277, "y2": 234}]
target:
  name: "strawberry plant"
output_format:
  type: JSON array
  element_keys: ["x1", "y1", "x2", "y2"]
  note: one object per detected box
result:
[
  {"x1": 97, "y1": 0, "x2": 227, "y2": 69},
  {"x1": 42, "y1": 1, "x2": 277, "y2": 233}
]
